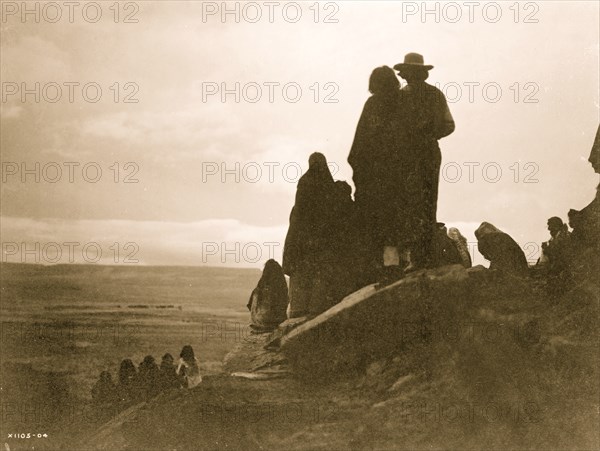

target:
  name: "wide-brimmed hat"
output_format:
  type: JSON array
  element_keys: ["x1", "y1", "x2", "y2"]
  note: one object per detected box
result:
[{"x1": 393, "y1": 52, "x2": 433, "y2": 71}]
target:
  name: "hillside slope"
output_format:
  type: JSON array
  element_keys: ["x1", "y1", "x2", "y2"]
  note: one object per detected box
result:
[{"x1": 81, "y1": 257, "x2": 599, "y2": 450}]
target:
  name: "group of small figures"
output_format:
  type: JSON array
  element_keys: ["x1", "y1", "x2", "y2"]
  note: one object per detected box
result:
[{"x1": 91, "y1": 345, "x2": 202, "y2": 412}]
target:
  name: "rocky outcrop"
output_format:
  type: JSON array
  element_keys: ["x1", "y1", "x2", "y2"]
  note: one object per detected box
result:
[
  {"x1": 280, "y1": 264, "x2": 528, "y2": 379},
  {"x1": 222, "y1": 332, "x2": 290, "y2": 379}
]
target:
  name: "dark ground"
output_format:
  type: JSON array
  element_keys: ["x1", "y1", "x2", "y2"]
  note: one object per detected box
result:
[{"x1": 78, "y1": 254, "x2": 599, "y2": 450}]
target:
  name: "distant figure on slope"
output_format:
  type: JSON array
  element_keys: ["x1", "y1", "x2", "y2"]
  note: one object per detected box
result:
[
  {"x1": 283, "y1": 152, "x2": 339, "y2": 318},
  {"x1": 91, "y1": 370, "x2": 117, "y2": 406},
  {"x1": 176, "y1": 345, "x2": 202, "y2": 388},
  {"x1": 395, "y1": 53, "x2": 455, "y2": 271},
  {"x1": 247, "y1": 259, "x2": 288, "y2": 332},
  {"x1": 475, "y1": 222, "x2": 529, "y2": 275},
  {"x1": 448, "y1": 227, "x2": 472, "y2": 268},
  {"x1": 137, "y1": 355, "x2": 161, "y2": 401},
  {"x1": 158, "y1": 353, "x2": 181, "y2": 390},
  {"x1": 117, "y1": 358, "x2": 137, "y2": 405}
]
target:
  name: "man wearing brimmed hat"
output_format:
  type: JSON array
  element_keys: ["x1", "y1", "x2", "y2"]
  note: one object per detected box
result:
[
  {"x1": 394, "y1": 52, "x2": 434, "y2": 72},
  {"x1": 393, "y1": 52, "x2": 455, "y2": 270},
  {"x1": 393, "y1": 52, "x2": 454, "y2": 142}
]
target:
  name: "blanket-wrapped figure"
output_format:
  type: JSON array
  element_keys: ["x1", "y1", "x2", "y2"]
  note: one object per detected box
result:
[
  {"x1": 475, "y1": 222, "x2": 529, "y2": 275},
  {"x1": 247, "y1": 259, "x2": 289, "y2": 332}
]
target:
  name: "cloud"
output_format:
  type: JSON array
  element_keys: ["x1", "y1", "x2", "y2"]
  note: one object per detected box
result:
[
  {"x1": 75, "y1": 102, "x2": 250, "y2": 161},
  {"x1": 0, "y1": 34, "x2": 71, "y2": 81},
  {"x1": 0, "y1": 1, "x2": 597, "y2": 266},
  {"x1": 0, "y1": 216, "x2": 287, "y2": 268}
]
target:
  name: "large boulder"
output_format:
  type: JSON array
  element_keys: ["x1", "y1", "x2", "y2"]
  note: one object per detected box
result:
[{"x1": 280, "y1": 264, "x2": 472, "y2": 379}]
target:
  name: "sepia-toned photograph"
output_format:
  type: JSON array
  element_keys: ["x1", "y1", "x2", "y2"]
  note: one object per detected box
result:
[{"x1": 1, "y1": 1, "x2": 598, "y2": 449}]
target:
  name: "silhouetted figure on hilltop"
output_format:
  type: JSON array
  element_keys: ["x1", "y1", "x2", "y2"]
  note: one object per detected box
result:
[
  {"x1": 348, "y1": 54, "x2": 455, "y2": 281},
  {"x1": 176, "y1": 345, "x2": 202, "y2": 388},
  {"x1": 348, "y1": 66, "x2": 401, "y2": 201},
  {"x1": 475, "y1": 222, "x2": 529, "y2": 275},
  {"x1": 348, "y1": 66, "x2": 405, "y2": 281},
  {"x1": 394, "y1": 53, "x2": 455, "y2": 271},
  {"x1": 247, "y1": 259, "x2": 288, "y2": 332},
  {"x1": 159, "y1": 353, "x2": 181, "y2": 391},
  {"x1": 283, "y1": 152, "x2": 339, "y2": 318},
  {"x1": 448, "y1": 227, "x2": 472, "y2": 268},
  {"x1": 117, "y1": 358, "x2": 137, "y2": 405}
]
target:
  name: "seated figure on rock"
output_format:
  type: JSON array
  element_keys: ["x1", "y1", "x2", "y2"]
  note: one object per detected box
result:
[
  {"x1": 541, "y1": 217, "x2": 571, "y2": 267},
  {"x1": 475, "y1": 222, "x2": 529, "y2": 275},
  {"x1": 158, "y1": 353, "x2": 181, "y2": 390},
  {"x1": 117, "y1": 358, "x2": 137, "y2": 405},
  {"x1": 136, "y1": 355, "x2": 161, "y2": 401},
  {"x1": 176, "y1": 345, "x2": 202, "y2": 388},
  {"x1": 247, "y1": 259, "x2": 289, "y2": 333}
]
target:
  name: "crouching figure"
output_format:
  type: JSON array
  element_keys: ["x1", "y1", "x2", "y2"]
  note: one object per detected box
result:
[
  {"x1": 247, "y1": 259, "x2": 288, "y2": 332},
  {"x1": 475, "y1": 222, "x2": 528, "y2": 275}
]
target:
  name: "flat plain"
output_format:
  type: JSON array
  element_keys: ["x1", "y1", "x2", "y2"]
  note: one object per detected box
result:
[{"x1": 0, "y1": 263, "x2": 260, "y2": 443}]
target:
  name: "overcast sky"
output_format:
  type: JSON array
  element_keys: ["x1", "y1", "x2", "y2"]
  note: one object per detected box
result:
[{"x1": 1, "y1": 1, "x2": 599, "y2": 267}]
